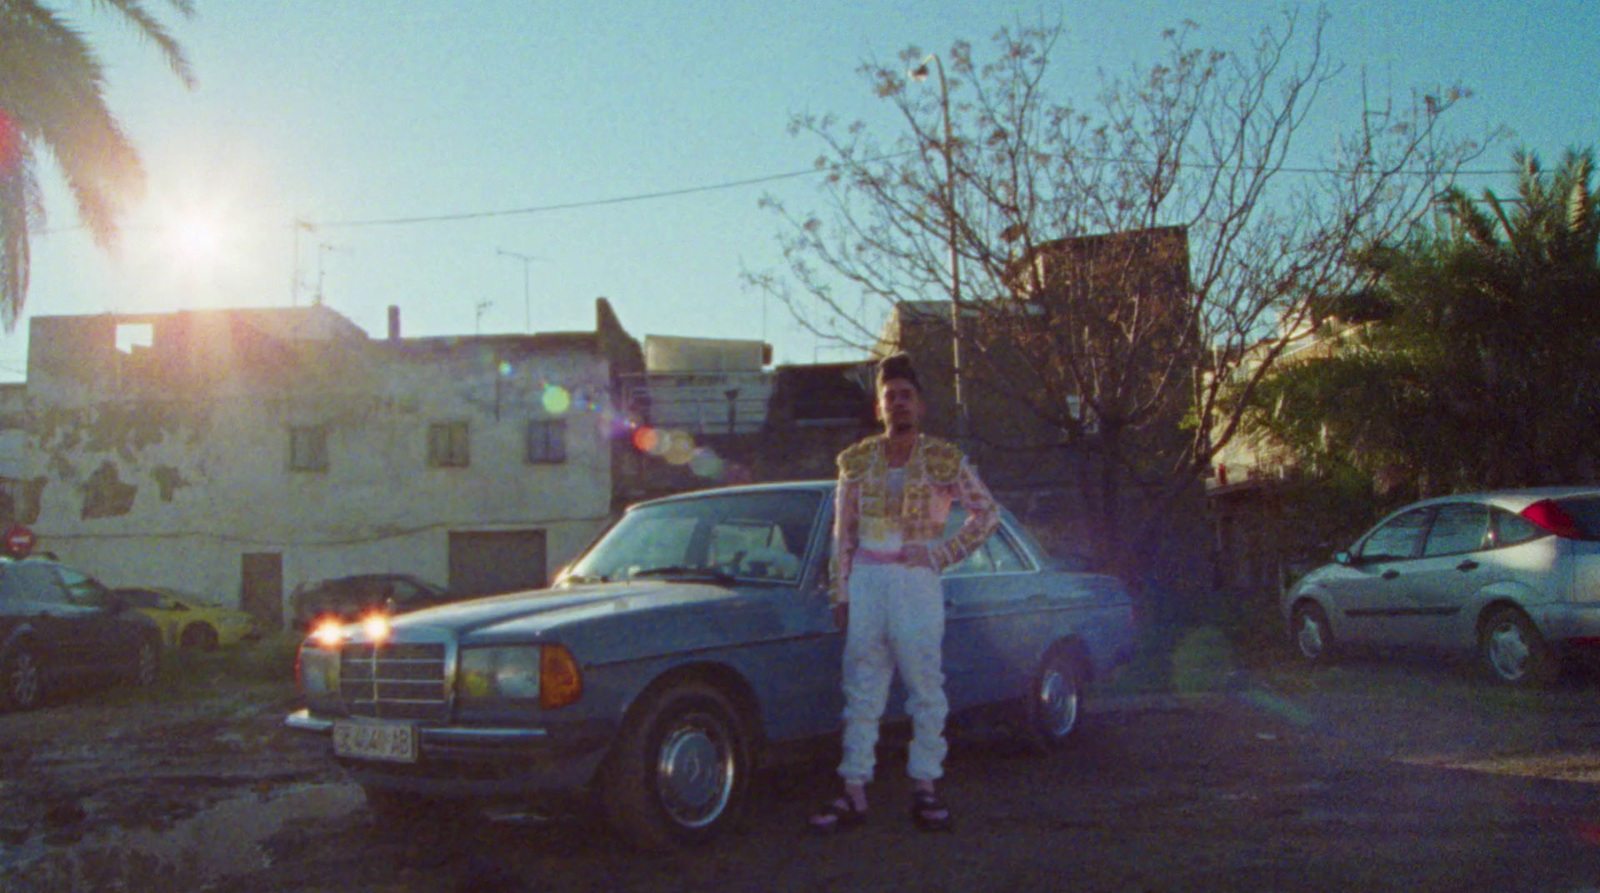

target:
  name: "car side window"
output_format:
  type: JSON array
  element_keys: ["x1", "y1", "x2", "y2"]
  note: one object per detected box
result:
[
  {"x1": 945, "y1": 542, "x2": 995, "y2": 576},
  {"x1": 388, "y1": 579, "x2": 425, "y2": 605},
  {"x1": 940, "y1": 512, "x2": 1030, "y2": 576},
  {"x1": 1422, "y1": 503, "x2": 1490, "y2": 557},
  {"x1": 12, "y1": 563, "x2": 71, "y2": 605},
  {"x1": 1491, "y1": 508, "x2": 1546, "y2": 548},
  {"x1": 986, "y1": 529, "x2": 1030, "y2": 572},
  {"x1": 57, "y1": 566, "x2": 108, "y2": 607},
  {"x1": 0, "y1": 567, "x2": 22, "y2": 603},
  {"x1": 1357, "y1": 508, "x2": 1431, "y2": 562}
]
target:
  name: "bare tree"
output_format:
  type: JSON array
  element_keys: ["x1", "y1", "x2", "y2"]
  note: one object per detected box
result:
[{"x1": 747, "y1": 10, "x2": 1496, "y2": 585}]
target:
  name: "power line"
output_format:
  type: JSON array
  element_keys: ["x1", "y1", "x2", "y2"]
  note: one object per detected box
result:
[
  {"x1": 313, "y1": 165, "x2": 835, "y2": 229},
  {"x1": 35, "y1": 155, "x2": 1525, "y2": 236},
  {"x1": 306, "y1": 158, "x2": 1523, "y2": 231}
]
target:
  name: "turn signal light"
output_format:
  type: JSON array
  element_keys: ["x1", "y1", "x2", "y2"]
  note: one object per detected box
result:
[{"x1": 540, "y1": 645, "x2": 583, "y2": 709}]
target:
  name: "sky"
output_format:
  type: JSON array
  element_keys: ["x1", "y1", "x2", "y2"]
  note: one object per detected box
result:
[{"x1": 9, "y1": 0, "x2": 1597, "y2": 382}]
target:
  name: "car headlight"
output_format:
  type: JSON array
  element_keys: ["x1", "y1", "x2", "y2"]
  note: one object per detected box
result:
[
  {"x1": 296, "y1": 639, "x2": 340, "y2": 706},
  {"x1": 457, "y1": 644, "x2": 583, "y2": 709},
  {"x1": 459, "y1": 646, "x2": 542, "y2": 701}
]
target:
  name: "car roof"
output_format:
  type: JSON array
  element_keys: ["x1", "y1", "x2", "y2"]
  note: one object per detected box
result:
[{"x1": 1400, "y1": 486, "x2": 1600, "y2": 513}]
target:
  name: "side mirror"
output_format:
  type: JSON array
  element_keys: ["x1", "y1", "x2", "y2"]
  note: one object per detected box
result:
[{"x1": 1333, "y1": 550, "x2": 1357, "y2": 567}]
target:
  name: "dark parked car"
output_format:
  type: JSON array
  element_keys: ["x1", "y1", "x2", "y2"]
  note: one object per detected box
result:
[
  {"x1": 0, "y1": 558, "x2": 163, "y2": 711},
  {"x1": 291, "y1": 573, "x2": 457, "y2": 631},
  {"x1": 287, "y1": 481, "x2": 1137, "y2": 850}
]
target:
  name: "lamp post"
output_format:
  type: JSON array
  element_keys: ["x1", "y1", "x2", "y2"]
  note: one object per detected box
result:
[
  {"x1": 910, "y1": 54, "x2": 968, "y2": 441},
  {"x1": 495, "y1": 249, "x2": 543, "y2": 332}
]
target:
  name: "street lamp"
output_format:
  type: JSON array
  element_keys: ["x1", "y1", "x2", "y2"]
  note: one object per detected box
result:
[
  {"x1": 495, "y1": 248, "x2": 544, "y2": 332},
  {"x1": 910, "y1": 54, "x2": 968, "y2": 441}
]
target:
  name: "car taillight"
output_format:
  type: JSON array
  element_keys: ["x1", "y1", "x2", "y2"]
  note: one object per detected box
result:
[{"x1": 1521, "y1": 499, "x2": 1582, "y2": 539}]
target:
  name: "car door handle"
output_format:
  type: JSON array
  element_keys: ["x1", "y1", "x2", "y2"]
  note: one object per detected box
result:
[
  {"x1": 1381, "y1": 570, "x2": 1400, "y2": 580},
  {"x1": 1456, "y1": 560, "x2": 1479, "y2": 572}
]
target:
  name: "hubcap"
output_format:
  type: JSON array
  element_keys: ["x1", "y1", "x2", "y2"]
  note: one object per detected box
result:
[
  {"x1": 1488, "y1": 622, "x2": 1531, "y2": 681},
  {"x1": 1037, "y1": 666, "x2": 1079, "y2": 737},
  {"x1": 655, "y1": 714, "x2": 733, "y2": 828},
  {"x1": 136, "y1": 643, "x2": 158, "y2": 686},
  {"x1": 7, "y1": 652, "x2": 38, "y2": 707},
  {"x1": 1296, "y1": 614, "x2": 1325, "y2": 659}
]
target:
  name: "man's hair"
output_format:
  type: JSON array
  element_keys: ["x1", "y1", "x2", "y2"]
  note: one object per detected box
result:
[{"x1": 876, "y1": 352, "x2": 921, "y2": 393}]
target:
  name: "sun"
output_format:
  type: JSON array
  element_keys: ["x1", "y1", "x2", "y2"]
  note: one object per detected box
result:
[{"x1": 169, "y1": 212, "x2": 225, "y2": 265}]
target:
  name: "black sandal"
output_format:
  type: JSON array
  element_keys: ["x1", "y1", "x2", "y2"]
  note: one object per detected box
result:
[
  {"x1": 910, "y1": 790, "x2": 952, "y2": 832},
  {"x1": 809, "y1": 796, "x2": 868, "y2": 834}
]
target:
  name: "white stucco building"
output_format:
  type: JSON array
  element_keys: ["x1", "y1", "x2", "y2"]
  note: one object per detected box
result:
[{"x1": 0, "y1": 300, "x2": 642, "y2": 628}]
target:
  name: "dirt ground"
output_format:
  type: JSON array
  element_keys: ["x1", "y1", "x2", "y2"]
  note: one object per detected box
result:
[{"x1": 5, "y1": 654, "x2": 1600, "y2": 892}]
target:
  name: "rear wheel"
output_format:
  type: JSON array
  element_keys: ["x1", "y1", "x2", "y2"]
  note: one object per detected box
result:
[
  {"x1": 1290, "y1": 602, "x2": 1336, "y2": 664},
  {"x1": 600, "y1": 681, "x2": 750, "y2": 851},
  {"x1": 1479, "y1": 607, "x2": 1556, "y2": 687},
  {"x1": 1019, "y1": 647, "x2": 1086, "y2": 753},
  {"x1": 180, "y1": 623, "x2": 219, "y2": 651},
  {"x1": 1, "y1": 643, "x2": 42, "y2": 711}
]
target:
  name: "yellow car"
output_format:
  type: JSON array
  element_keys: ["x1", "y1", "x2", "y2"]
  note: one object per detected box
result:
[{"x1": 114, "y1": 587, "x2": 263, "y2": 651}]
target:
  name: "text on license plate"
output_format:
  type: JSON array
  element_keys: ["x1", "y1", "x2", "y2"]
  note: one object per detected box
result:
[{"x1": 333, "y1": 720, "x2": 418, "y2": 763}]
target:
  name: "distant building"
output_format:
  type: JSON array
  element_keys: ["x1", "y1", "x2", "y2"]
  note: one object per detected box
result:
[{"x1": 3, "y1": 300, "x2": 642, "y2": 628}]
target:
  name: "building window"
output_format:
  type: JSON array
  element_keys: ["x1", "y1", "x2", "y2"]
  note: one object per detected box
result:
[
  {"x1": 428, "y1": 421, "x2": 470, "y2": 468},
  {"x1": 289, "y1": 426, "x2": 328, "y2": 472},
  {"x1": 526, "y1": 419, "x2": 567, "y2": 464}
]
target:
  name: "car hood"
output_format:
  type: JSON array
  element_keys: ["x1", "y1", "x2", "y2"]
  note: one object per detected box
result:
[{"x1": 388, "y1": 579, "x2": 756, "y2": 644}]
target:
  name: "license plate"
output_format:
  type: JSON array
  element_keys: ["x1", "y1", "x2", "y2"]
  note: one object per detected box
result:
[{"x1": 332, "y1": 720, "x2": 418, "y2": 763}]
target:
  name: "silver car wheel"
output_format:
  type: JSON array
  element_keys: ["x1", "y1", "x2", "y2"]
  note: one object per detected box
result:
[
  {"x1": 654, "y1": 712, "x2": 736, "y2": 829},
  {"x1": 133, "y1": 638, "x2": 160, "y2": 687},
  {"x1": 1292, "y1": 603, "x2": 1333, "y2": 662},
  {"x1": 1035, "y1": 661, "x2": 1081, "y2": 739},
  {"x1": 4, "y1": 647, "x2": 41, "y2": 710},
  {"x1": 1486, "y1": 620, "x2": 1533, "y2": 681},
  {"x1": 1480, "y1": 608, "x2": 1555, "y2": 686}
]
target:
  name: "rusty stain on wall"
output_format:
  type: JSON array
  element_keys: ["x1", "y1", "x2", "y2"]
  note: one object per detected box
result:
[
  {"x1": 151, "y1": 466, "x2": 188, "y2": 502},
  {"x1": 81, "y1": 461, "x2": 137, "y2": 519}
]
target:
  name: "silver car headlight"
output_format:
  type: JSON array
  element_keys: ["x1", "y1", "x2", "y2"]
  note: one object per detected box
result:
[
  {"x1": 296, "y1": 640, "x2": 341, "y2": 707},
  {"x1": 458, "y1": 646, "x2": 542, "y2": 702}
]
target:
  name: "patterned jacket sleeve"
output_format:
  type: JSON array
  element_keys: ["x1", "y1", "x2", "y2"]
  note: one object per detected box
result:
[
  {"x1": 829, "y1": 477, "x2": 860, "y2": 606},
  {"x1": 929, "y1": 457, "x2": 999, "y2": 570}
]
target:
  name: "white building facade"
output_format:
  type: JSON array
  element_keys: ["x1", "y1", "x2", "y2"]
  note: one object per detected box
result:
[{"x1": 4, "y1": 302, "x2": 639, "y2": 628}]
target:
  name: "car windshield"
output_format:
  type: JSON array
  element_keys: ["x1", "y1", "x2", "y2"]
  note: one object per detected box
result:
[{"x1": 563, "y1": 490, "x2": 824, "y2": 585}]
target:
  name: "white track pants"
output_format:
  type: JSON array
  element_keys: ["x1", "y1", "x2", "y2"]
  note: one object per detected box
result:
[{"x1": 837, "y1": 563, "x2": 948, "y2": 784}]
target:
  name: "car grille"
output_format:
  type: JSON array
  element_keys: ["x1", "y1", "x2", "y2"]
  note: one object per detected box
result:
[{"x1": 339, "y1": 641, "x2": 449, "y2": 721}]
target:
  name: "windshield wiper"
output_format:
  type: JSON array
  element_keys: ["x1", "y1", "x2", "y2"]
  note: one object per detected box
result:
[{"x1": 630, "y1": 566, "x2": 737, "y2": 585}]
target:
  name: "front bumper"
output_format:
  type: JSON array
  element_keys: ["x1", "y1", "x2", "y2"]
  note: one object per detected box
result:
[{"x1": 285, "y1": 708, "x2": 614, "y2": 799}]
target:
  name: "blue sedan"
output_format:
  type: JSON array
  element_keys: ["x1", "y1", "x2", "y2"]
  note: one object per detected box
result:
[{"x1": 286, "y1": 481, "x2": 1136, "y2": 850}]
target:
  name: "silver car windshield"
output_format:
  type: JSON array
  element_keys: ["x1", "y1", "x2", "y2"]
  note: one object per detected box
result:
[{"x1": 563, "y1": 490, "x2": 825, "y2": 585}]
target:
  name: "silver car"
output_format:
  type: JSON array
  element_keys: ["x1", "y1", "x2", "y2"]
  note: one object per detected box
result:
[{"x1": 1284, "y1": 486, "x2": 1600, "y2": 685}]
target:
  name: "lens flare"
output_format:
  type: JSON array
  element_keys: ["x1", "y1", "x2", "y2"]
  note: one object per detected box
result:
[
  {"x1": 542, "y1": 385, "x2": 571, "y2": 415},
  {"x1": 633, "y1": 426, "x2": 658, "y2": 452}
]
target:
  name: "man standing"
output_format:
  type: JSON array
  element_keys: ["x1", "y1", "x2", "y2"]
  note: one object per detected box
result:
[{"x1": 810, "y1": 352, "x2": 998, "y2": 834}]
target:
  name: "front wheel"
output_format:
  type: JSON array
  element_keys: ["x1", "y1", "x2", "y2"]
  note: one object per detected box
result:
[
  {"x1": 1290, "y1": 602, "x2": 1337, "y2": 664},
  {"x1": 1479, "y1": 607, "x2": 1556, "y2": 687},
  {"x1": 1019, "y1": 647, "x2": 1086, "y2": 754},
  {"x1": 1, "y1": 643, "x2": 43, "y2": 711},
  {"x1": 600, "y1": 681, "x2": 750, "y2": 851}
]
